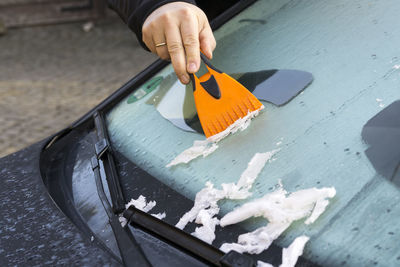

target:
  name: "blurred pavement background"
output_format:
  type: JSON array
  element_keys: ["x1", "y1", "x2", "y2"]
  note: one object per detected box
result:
[{"x1": 0, "y1": 15, "x2": 157, "y2": 157}]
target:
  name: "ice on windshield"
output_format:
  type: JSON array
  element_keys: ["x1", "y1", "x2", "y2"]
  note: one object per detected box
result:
[
  {"x1": 175, "y1": 151, "x2": 278, "y2": 244},
  {"x1": 219, "y1": 183, "x2": 335, "y2": 254},
  {"x1": 107, "y1": 0, "x2": 400, "y2": 265},
  {"x1": 166, "y1": 108, "x2": 264, "y2": 167}
]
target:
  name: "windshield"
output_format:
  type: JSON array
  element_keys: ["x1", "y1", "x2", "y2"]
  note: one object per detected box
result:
[{"x1": 107, "y1": 0, "x2": 400, "y2": 265}]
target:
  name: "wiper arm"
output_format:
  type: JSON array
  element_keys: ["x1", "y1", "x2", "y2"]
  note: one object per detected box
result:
[
  {"x1": 92, "y1": 111, "x2": 150, "y2": 267},
  {"x1": 91, "y1": 156, "x2": 151, "y2": 267},
  {"x1": 93, "y1": 111, "x2": 125, "y2": 213}
]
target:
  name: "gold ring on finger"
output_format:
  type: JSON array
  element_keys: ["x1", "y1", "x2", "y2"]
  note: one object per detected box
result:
[{"x1": 155, "y1": 42, "x2": 167, "y2": 47}]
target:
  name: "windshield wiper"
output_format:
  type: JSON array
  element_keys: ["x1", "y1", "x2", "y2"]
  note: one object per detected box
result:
[
  {"x1": 92, "y1": 111, "x2": 151, "y2": 267},
  {"x1": 92, "y1": 111, "x2": 255, "y2": 267},
  {"x1": 123, "y1": 206, "x2": 255, "y2": 267},
  {"x1": 91, "y1": 155, "x2": 151, "y2": 267},
  {"x1": 94, "y1": 112, "x2": 126, "y2": 213}
]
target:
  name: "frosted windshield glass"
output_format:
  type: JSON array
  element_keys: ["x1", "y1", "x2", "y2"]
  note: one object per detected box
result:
[{"x1": 107, "y1": 0, "x2": 400, "y2": 266}]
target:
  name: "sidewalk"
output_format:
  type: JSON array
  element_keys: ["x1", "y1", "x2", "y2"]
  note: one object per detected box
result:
[{"x1": 0, "y1": 17, "x2": 157, "y2": 157}]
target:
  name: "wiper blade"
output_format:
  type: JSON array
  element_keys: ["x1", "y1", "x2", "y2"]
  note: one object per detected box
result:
[
  {"x1": 92, "y1": 111, "x2": 150, "y2": 267},
  {"x1": 91, "y1": 156, "x2": 151, "y2": 267},
  {"x1": 123, "y1": 207, "x2": 255, "y2": 267}
]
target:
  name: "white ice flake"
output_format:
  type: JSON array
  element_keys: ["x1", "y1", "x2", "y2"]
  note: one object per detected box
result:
[
  {"x1": 223, "y1": 150, "x2": 280, "y2": 199},
  {"x1": 192, "y1": 209, "x2": 220, "y2": 244},
  {"x1": 256, "y1": 235, "x2": 310, "y2": 267},
  {"x1": 220, "y1": 185, "x2": 335, "y2": 254},
  {"x1": 175, "y1": 150, "x2": 277, "y2": 244},
  {"x1": 166, "y1": 141, "x2": 218, "y2": 167},
  {"x1": 221, "y1": 222, "x2": 291, "y2": 254},
  {"x1": 166, "y1": 107, "x2": 264, "y2": 167},
  {"x1": 120, "y1": 195, "x2": 167, "y2": 227},
  {"x1": 152, "y1": 212, "x2": 166, "y2": 220},
  {"x1": 175, "y1": 181, "x2": 223, "y2": 230},
  {"x1": 125, "y1": 195, "x2": 156, "y2": 212},
  {"x1": 280, "y1": 236, "x2": 310, "y2": 267},
  {"x1": 119, "y1": 215, "x2": 128, "y2": 228}
]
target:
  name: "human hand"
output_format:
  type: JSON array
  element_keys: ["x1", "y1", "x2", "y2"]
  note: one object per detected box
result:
[{"x1": 142, "y1": 2, "x2": 216, "y2": 84}]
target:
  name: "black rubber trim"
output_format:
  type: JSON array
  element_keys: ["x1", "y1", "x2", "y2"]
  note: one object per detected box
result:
[{"x1": 200, "y1": 52, "x2": 222, "y2": 73}]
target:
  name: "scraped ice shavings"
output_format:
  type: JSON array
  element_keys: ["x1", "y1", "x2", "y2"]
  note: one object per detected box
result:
[
  {"x1": 219, "y1": 184, "x2": 335, "y2": 254},
  {"x1": 256, "y1": 235, "x2": 310, "y2": 267},
  {"x1": 280, "y1": 236, "x2": 310, "y2": 267},
  {"x1": 166, "y1": 107, "x2": 264, "y2": 167},
  {"x1": 119, "y1": 195, "x2": 166, "y2": 227},
  {"x1": 152, "y1": 212, "x2": 166, "y2": 220},
  {"x1": 125, "y1": 195, "x2": 156, "y2": 212},
  {"x1": 175, "y1": 151, "x2": 278, "y2": 244}
]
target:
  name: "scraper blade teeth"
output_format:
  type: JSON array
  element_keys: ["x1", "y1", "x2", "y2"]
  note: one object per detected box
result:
[
  {"x1": 208, "y1": 121, "x2": 218, "y2": 137},
  {"x1": 234, "y1": 104, "x2": 245, "y2": 118},
  {"x1": 238, "y1": 102, "x2": 249, "y2": 117},
  {"x1": 223, "y1": 112, "x2": 234, "y2": 125},
  {"x1": 218, "y1": 114, "x2": 229, "y2": 129},
  {"x1": 249, "y1": 95, "x2": 263, "y2": 110},
  {"x1": 212, "y1": 120, "x2": 221, "y2": 134},
  {"x1": 245, "y1": 97, "x2": 256, "y2": 110},
  {"x1": 230, "y1": 106, "x2": 241, "y2": 120},
  {"x1": 213, "y1": 119, "x2": 222, "y2": 134},
  {"x1": 204, "y1": 125, "x2": 212, "y2": 137}
]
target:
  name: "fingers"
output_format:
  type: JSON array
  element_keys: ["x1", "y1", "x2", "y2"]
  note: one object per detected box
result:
[
  {"x1": 153, "y1": 35, "x2": 169, "y2": 61},
  {"x1": 199, "y1": 23, "x2": 216, "y2": 59},
  {"x1": 180, "y1": 14, "x2": 200, "y2": 73},
  {"x1": 141, "y1": 2, "x2": 217, "y2": 84},
  {"x1": 142, "y1": 25, "x2": 156, "y2": 54},
  {"x1": 143, "y1": 22, "x2": 169, "y2": 60},
  {"x1": 165, "y1": 25, "x2": 189, "y2": 84}
]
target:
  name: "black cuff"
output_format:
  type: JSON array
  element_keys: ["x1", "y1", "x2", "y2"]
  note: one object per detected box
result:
[{"x1": 128, "y1": 0, "x2": 196, "y2": 50}]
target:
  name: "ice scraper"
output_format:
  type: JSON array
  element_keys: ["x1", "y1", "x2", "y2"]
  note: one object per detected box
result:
[{"x1": 190, "y1": 53, "x2": 263, "y2": 138}]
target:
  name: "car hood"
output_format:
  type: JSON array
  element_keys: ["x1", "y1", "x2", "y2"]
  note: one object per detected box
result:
[{"x1": 0, "y1": 140, "x2": 121, "y2": 266}]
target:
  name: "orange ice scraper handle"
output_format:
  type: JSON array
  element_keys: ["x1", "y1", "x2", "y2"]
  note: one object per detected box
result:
[{"x1": 190, "y1": 53, "x2": 223, "y2": 99}]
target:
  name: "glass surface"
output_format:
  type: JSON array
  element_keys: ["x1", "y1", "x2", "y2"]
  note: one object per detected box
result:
[{"x1": 107, "y1": 0, "x2": 400, "y2": 266}]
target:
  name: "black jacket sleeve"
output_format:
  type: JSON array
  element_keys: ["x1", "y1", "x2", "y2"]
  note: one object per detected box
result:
[{"x1": 107, "y1": 0, "x2": 196, "y2": 50}]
